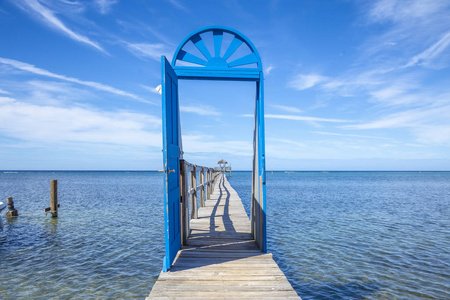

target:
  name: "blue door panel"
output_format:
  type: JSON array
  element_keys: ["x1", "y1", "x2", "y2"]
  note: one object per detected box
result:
[{"x1": 162, "y1": 56, "x2": 181, "y2": 271}]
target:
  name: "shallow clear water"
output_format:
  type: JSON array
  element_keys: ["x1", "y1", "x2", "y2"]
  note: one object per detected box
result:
[
  {"x1": 0, "y1": 171, "x2": 165, "y2": 299},
  {"x1": 231, "y1": 171, "x2": 450, "y2": 300},
  {"x1": 1, "y1": 171, "x2": 449, "y2": 299}
]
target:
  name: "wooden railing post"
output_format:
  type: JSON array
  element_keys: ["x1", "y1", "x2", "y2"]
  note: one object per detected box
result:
[
  {"x1": 207, "y1": 169, "x2": 211, "y2": 200},
  {"x1": 190, "y1": 165, "x2": 198, "y2": 219},
  {"x1": 199, "y1": 167, "x2": 205, "y2": 207},
  {"x1": 180, "y1": 159, "x2": 189, "y2": 245},
  {"x1": 212, "y1": 171, "x2": 216, "y2": 194}
]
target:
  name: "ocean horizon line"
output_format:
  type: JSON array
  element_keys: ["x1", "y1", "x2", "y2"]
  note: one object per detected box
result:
[{"x1": 1, "y1": 170, "x2": 449, "y2": 173}]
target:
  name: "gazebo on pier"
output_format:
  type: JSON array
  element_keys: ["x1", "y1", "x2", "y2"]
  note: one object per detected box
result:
[{"x1": 216, "y1": 159, "x2": 231, "y2": 176}]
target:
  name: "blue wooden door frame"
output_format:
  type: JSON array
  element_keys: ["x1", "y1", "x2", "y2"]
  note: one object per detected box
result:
[
  {"x1": 161, "y1": 56, "x2": 181, "y2": 272},
  {"x1": 161, "y1": 26, "x2": 266, "y2": 271}
]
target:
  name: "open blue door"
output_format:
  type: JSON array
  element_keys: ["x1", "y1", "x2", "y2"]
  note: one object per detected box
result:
[{"x1": 161, "y1": 56, "x2": 181, "y2": 271}]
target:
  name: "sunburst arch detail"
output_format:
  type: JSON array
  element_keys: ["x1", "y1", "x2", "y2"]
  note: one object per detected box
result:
[{"x1": 172, "y1": 26, "x2": 262, "y2": 71}]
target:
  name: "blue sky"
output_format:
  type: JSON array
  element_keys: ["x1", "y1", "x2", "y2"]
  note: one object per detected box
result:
[{"x1": 0, "y1": 0, "x2": 449, "y2": 170}]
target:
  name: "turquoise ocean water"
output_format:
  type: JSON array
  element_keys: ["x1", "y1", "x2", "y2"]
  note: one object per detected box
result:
[{"x1": 0, "y1": 171, "x2": 449, "y2": 299}]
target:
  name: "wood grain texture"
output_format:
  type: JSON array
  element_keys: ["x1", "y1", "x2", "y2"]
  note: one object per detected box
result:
[{"x1": 147, "y1": 174, "x2": 300, "y2": 299}]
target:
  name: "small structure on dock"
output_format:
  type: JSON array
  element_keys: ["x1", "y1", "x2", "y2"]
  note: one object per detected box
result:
[{"x1": 216, "y1": 159, "x2": 232, "y2": 176}]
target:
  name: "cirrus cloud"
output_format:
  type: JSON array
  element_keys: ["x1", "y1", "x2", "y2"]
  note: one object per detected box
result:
[{"x1": 287, "y1": 74, "x2": 328, "y2": 90}]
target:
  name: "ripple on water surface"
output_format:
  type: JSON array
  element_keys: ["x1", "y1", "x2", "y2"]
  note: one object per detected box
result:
[
  {"x1": 230, "y1": 171, "x2": 450, "y2": 300},
  {"x1": 0, "y1": 171, "x2": 164, "y2": 299},
  {"x1": 1, "y1": 171, "x2": 449, "y2": 299}
]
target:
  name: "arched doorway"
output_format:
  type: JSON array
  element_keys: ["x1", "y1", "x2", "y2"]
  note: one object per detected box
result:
[{"x1": 161, "y1": 26, "x2": 266, "y2": 271}]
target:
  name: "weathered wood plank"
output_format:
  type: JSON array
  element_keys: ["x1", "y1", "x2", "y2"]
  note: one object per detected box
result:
[{"x1": 148, "y1": 174, "x2": 300, "y2": 299}]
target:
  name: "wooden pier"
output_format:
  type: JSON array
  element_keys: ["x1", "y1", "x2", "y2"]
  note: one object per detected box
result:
[{"x1": 147, "y1": 174, "x2": 300, "y2": 299}]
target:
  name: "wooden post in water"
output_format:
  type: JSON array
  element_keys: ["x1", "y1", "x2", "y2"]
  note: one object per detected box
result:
[
  {"x1": 199, "y1": 168, "x2": 205, "y2": 207},
  {"x1": 6, "y1": 197, "x2": 18, "y2": 217},
  {"x1": 180, "y1": 160, "x2": 189, "y2": 245},
  {"x1": 50, "y1": 180, "x2": 58, "y2": 218},
  {"x1": 190, "y1": 166, "x2": 198, "y2": 219}
]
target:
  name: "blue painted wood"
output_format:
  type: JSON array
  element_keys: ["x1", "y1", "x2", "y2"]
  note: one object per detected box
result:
[
  {"x1": 174, "y1": 67, "x2": 261, "y2": 81},
  {"x1": 191, "y1": 34, "x2": 212, "y2": 60},
  {"x1": 172, "y1": 26, "x2": 262, "y2": 80},
  {"x1": 228, "y1": 53, "x2": 258, "y2": 67},
  {"x1": 176, "y1": 50, "x2": 207, "y2": 66},
  {"x1": 213, "y1": 30, "x2": 223, "y2": 57},
  {"x1": 222, "y1": 36, "x2": 244, "y2": 61},
  {"x1": 161, "y1": 56, "x2": 181, "y2": 271},
  {"x1": 161, "y1": 26, "x2": 267, "y2": 261},
  {"x1": 258, "y1": 74, "x2": 267, "y2": 253}
]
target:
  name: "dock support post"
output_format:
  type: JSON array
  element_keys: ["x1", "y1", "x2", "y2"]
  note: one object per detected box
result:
[
  {"x1": 199, "y1": 168, "x2": 205, "y2": 207},
  {"x1": 190, "y1": 166, "x2": 198, "y2": 219},
  {"x1": 180, "y1": 160, "x2": 189, "y2": 245},
  {"x1": 50, "y1": 180, "x2": 58, "y2": 218},
  {"x1": 6, "y1": 197, "x2": 18, "y2": 218}
]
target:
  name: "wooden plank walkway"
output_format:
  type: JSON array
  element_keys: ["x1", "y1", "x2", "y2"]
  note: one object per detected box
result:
[{"x1": 147, "y1": 174, "x2": 300, "y2": 299}]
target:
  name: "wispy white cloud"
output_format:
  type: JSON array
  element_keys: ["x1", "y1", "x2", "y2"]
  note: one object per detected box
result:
[
  {"x1": 415, "y1": 125, "x2": 450, "y2": 145},
  {"x1": 321, "y1": 68, "x2": 386, "y2": 95},
  {"x1": 0, "y1": 88, "x2": 10, "y2": 95},
  {"x1": 313, "y1": 131, "x2": 391, "y2": 140},
  {"x1": 115, "y1": 20, "x2": 175, "y2": 46},
  {"x1": 19, "y1": 80, "x2": 94, "y2": 106},
  {"x1": 287, "y1": 74, "x2": 327, "y2": 90},
  {"x1": 262, "y1": 114, "x2": 351, "y2": 123},
  {"x1": 168, "y1": 0, "x2": 189, "y2": 11},
  {"x1": 181, "y1": 105, "x2": 221, "y2": 116},
  {"x1": 267, "y1": 138, "x2": 306, "y2": 148},
  {"x1": 316, "y1": 1, "x2": 450, "y2": 111},
  {"x1": 361, "y1": 0, "x2": 450, "y2": 68},
  {"x1": 124, "y1": 42, "x2": 171, "y2": 61},
  {"x1": 343, "y1": 111, "x2": 420, "y2": 130},
  {"x1": 342, "y1": 105, "x2": 450, "y2": 145},
  {"x1": 405, "y1": 31, "x2": 450, "y2": 68},
  {"x1": 95, "y1": 0, "x2": 118, "y2": 14},
  {"x1": 141, "y1": 84, "x2": 162, "y2": 95},
  {"x1": 183, "y1": 135, "x2": 251, "y2": 156},
  {"x1": 264, "y1": 65, "x2": 274, "y2": 75},
  {"x1": 14, "y1": 0, "x2": 105, "y2": 53},
  {"x1": 0, "y1": 57, "x2": 153, "y2": 104},
  {"x1": 0, "y1": 96, "x2": 161, "y2": 146},
  {"x1": 270, "y1": 104, "x2": 303, "y2": 114},
  {"x1": 367, "y1": 0, "x2": 448, "y2": 24}
]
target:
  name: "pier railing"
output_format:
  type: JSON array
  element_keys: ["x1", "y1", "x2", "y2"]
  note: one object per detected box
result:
[{"x1": 180, "y1": 159, "x2": 220, "y2": 245}]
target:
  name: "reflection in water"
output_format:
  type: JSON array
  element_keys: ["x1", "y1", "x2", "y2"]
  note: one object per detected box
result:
[{"x1": 43, "y1": 217, "x2": 59, "y2": 244}]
